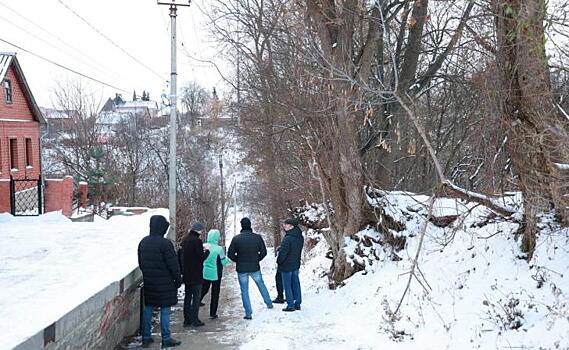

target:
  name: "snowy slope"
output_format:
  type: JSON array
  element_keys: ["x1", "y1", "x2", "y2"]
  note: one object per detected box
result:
[
  {"x1": 0, "y1": 208, "x2": 168, "y2": 350},
  {"x1": 239, "y1": 194, "x2": 569, "y2": 350}
]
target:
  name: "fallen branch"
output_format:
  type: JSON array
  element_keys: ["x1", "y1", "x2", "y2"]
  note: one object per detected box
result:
[
  {"x1": 395, "y1": 194, "x2": 435, "y2": 315},
  {"x1": 395, "y1": 92, "x2": 517, "y2": 218},
  {"x1": 440, "y1": 182, "x2": 516, "y2": 217}
]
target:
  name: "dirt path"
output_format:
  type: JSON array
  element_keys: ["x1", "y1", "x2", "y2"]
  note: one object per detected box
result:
[{"x1": 116, "y1": 265, "x2": 248, "y2": 349}]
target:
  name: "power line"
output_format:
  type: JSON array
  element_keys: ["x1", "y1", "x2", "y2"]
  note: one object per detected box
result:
[
  {"x1": 55, "y1": 0, "x2": 166, "y2": 83},
  {"x1": 0, "y1": 37, "x2": 129, "y2": 93},
  {"x1": 0, "y1": 1, "x2": 125, "y2": 82},
  {"x1": 179, "y1": 43, "x2": 235, "y2": 90},
  {"x1": 0, "y1": 12, "x2": 122, "y2": 85}
]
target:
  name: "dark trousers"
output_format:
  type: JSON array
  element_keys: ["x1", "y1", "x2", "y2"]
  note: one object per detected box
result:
[
  {"x1": 184, "y1": 283, "x2": 202, "y2": 324},
  {"x1": 201, "y1": 279, "x2": 221, "y2": 317},
  {"x1": 275, "y1": 268, "x2": 284, "y2": 299}
]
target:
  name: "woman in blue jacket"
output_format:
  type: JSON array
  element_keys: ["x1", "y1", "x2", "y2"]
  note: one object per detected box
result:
[{"x1": 201, "y1": 229, "x2": 230, "y2": 319}]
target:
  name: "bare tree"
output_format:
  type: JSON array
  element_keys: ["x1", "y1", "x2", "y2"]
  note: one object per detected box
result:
[
  {"x1": 493, "y1": 0, "x2": 569, "y2": 258},
  {"x1": 180, "y1": 80, "x2": 207, "y2": 126}
]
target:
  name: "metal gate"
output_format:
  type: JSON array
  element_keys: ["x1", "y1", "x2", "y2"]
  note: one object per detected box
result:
[{"x1": 10, "y1": 176, "x2": 43, "y2": 216}]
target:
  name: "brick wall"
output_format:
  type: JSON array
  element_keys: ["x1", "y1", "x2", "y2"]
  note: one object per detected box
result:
[
  {"x1": 44, "y1": 176, "x2": 74, "y2": 217},
  {"x1": 0, "y1": 65, "x2": 35, "y2": 121},
  {"x1": 79, "y1": 181, "x2": 88, "y2": 209},
  {"x1": 0, "y1": 179, "x2": 9, "y2": 213},
  {"x1": 1, "y1": 65, "x2": 42, "y2": 180}
]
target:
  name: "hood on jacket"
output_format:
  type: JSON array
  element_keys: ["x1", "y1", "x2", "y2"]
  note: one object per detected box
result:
[
  {"x1": 207, "y1": 229, "x2": 221, "y2": 244},
  {"x1": 149, "y1": 215, "x2": 170, "y2": 236}
]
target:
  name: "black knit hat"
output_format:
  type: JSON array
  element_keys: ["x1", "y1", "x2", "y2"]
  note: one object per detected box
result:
[
  {"x1": 240, "y1": 217, "x2": 251, "y2": 229},
  {"x1": 191, "y1": 222, "x2": 204, "y2": 232},
  {"x1": 283, "y1": 217, "x2": 299, "y2": 226}
]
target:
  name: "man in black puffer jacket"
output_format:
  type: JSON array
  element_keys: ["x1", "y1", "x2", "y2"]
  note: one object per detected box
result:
[
  {"x1": 228, "y1": 217, "x2": 273, "y2": 319},
  {"x1": 138, "y1": 215, "x2": 182, "y2": 348},
  {"x1": 179, "y1": 222, "x2": 208, "y2": 327},
  {"x1": 277, "y1": 218, "x2": 304, "y2": 312}
]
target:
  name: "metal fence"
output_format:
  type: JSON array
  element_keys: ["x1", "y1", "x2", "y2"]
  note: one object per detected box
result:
[{"x1": 10, "y1": 176, "x2": 43, "y2": 216}]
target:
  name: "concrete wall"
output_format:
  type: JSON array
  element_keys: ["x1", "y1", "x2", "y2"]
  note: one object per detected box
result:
[{"x1": 13, "y1": 268, "x2": 142, "y2": 350}]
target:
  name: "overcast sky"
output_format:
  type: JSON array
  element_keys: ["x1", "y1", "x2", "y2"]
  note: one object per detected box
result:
[{"x1": 0, "y1": 0, "x2": 227, "y2": 108}]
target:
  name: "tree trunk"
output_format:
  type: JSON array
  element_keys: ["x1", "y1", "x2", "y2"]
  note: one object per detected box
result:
[
  {"x1": 327, "y1": 86, "x2": 366, "y2": 283},
  {"x1": 494, "y1": 0, "x2": 569, "y2": 259},
  {"x1": 305, "y1": 0, "x2": 380, "y2": 284}
]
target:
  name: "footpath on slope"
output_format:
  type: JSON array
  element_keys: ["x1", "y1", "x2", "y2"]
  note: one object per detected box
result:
[{"x1": 116, "y1": 264, "x2": 249, "y2": 350}]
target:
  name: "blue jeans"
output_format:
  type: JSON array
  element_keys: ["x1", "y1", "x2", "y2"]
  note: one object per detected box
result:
[
  {"x1": 281, "y1": 270, "x2": 302, "y2": 308},
  {"x1": 141, "y1": 305, "x2": 171, "y2": 341},
  {"x1": 237, "y1": 271, "x2": 273, "y2": 317}
]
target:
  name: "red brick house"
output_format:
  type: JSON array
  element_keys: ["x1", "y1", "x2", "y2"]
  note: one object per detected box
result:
[{"x1": 0, "y1": 52, "x2": 46, "y2": 180}]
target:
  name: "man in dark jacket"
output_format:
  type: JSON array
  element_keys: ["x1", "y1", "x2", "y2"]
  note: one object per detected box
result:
[
  {"x1": 137, "y1": 215, "x2": 182, "y2": 348},
  {"x1": 228, "y1": 217, "x2": 273, "y2": 319},
  {"x1": 277, "y1": 218, "x2": 304, "y2": 312},
  {"x1": 180, "y1": 222, "x2": 208, "y2": 327}
]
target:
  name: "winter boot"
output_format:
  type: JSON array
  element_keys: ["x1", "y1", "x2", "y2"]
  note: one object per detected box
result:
[
  {"x1": 161, "y1": 337, "x2": 181, "y2": 348},
  {"x1": 141, "y1": 337, "x2": 154, "y2": 348}
]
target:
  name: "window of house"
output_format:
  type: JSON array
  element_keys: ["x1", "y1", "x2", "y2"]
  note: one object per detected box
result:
[
  {"x1": 10, "y1": 138, "x2": 18, "y2": 170},
  {"x1": 25, "y1": 138, "x2": 33, "y2": 167},
  {"x1": 4, "y1": 80, "x2": 13, "y2": 104}
]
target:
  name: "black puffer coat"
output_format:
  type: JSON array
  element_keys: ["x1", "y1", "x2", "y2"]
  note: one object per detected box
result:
[
  {"x1": 179, "y1": 230, "x2": 208, "y2": 285},
  {"x1": 277, "y1": 226, "x2": 304, "y2": 272},
  {"x1": 228, "y1": 229, "x2": 268, "y2": 273},
  {"x1": 138, "y1": 215, "x2": 182, "y2": 307}
]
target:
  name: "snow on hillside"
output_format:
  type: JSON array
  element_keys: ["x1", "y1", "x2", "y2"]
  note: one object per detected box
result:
[
  {"x1": 0, "y1": 209, "x2": 168, "y2": 350},
  {"x1": 240, "y1": 193, "x2": 569, "y2": 349}
]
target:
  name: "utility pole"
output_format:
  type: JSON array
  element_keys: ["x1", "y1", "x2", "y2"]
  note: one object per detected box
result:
[
  {"x1": 158, "y1": 0, "x2": 191, "y2": 242},
  {"x1": 219, "y1": 152, "x2": 226, "y2": 245},
  {"x1": 236, "y1": 46, "x2": 241, "y2": 127},
  {"x1": 236, "y1": 6, "x2": 241, "y2": 126},
  {"x1": 233, "y1": 179, "x2": 237, "y2": 239}
]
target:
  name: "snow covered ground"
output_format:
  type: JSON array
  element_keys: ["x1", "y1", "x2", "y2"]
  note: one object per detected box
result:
[
  {"x1": 0, "y1": 208, "x2": 167, "y2": 350},
  {"x1": 239, "y1": 193, "x2": 569, "y2": 350}
]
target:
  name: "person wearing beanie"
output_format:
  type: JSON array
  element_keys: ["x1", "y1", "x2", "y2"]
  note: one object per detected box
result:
[
  {"x1": 200, "y1": 229, "x2": 231, "y2": 319},
  {"x1": 277, "y1": 217, "x2": 304, "y2": 312},
  {"x1": 227, "y1": 217, "x2": 273, "y2": 319},
  {"x1": 179, "y1": 222, "x2": 209, "y2": 327},
  {"x1": 137, "y1": 215, "x2": 182, "y2": 348}
]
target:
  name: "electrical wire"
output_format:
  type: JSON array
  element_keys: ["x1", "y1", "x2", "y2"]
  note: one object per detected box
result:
[
  {"x1": 0, "y1": 1, "x2": 125, "y2": 82},
  {"x1": 0, "y1": 37, "x2": 129, "y2": 93},
  {"x1": 0, "y1": 13, "x2": 123, "y2": 85},
  {"x1": 55, "y1": 0, "x2": 166, "y2": 83}
]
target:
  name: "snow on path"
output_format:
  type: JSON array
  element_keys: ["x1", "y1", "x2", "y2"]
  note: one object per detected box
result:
[{"x1": 0, "y1": 209, "x2": 168, "y2": 350}]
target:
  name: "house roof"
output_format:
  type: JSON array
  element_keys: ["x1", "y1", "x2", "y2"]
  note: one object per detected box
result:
[
  {"x1": 40, "y1": 107, "x2": 77, "y2": 119},
  {"x1": 0, "y1": 52, "x2": 47, "y2": 124},
  {"x1": 122, "y1": 100, "x2": 158, "y2": 110},
  {"x1": 97, "y1": 111, "x2": 132, "y2": 125}
]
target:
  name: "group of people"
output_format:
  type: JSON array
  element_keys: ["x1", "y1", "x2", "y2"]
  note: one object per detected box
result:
[{"x1": 137, "y1": 215, "x2": 304, "y2": 348}]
